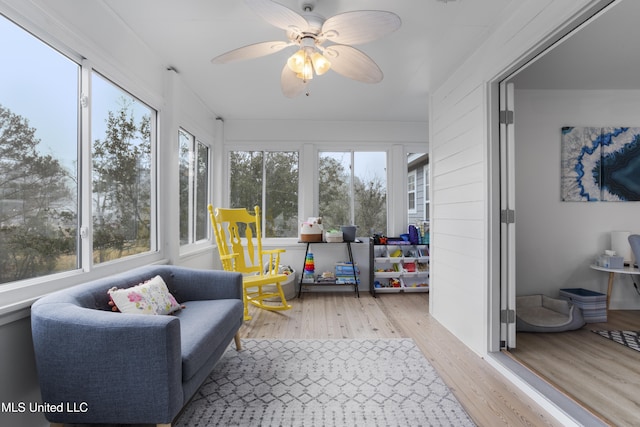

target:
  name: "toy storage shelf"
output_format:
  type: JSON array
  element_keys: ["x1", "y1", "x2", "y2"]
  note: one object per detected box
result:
[
  {"x1": 297, "y1": 241, "x2": 361, "y2": 298},
  {"x1": 370, "y1": 239, "x2": 429, "y2": 296}
]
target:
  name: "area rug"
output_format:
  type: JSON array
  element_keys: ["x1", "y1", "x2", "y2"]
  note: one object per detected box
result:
[
  {"x1": 592, "y1": 330, "x2": 640, "y2": 353},
  {"x1": 175, "y1": 338, "x2": 475, "y2": 427}
]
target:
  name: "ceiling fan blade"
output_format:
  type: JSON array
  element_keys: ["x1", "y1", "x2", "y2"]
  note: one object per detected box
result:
[
  {"x1": 323, "y1": 44, "x2": 383, "y2": 83},
  {"x1": 281, "y1": 64, "x2": 307, "y2": 98},
  {"x1": 321, "y1": 11, "x2": 401, "y2": 45},
  {"x1": 245, "y1": 0, "x2": 309, "y2": 35},
  {"x1": 211, "y1": 41, "x2": 290, "y2": 64}
]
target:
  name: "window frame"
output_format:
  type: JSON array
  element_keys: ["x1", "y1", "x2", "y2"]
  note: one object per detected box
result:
[
  {"x1": 408, "y1": 169, "x2": 417, "y2": 214},
  {"x1": 0, "y1": 14, "x2": 163, "y2": 312},
  {"x1": 223, "y1": 143, "x2": 421, "y2": 242},
  {"x1": 89, "y1": 69, "x2": 159, "y2": 266},
  {"x1": 424, "y1": 164, "x2": 430, "y2": 221},
  {"x1": 227, "y1": 149, "x2": 300, "y2": 239},
  {"x1": 179, "y1": 127, "x2": 212, "y2": 248},
  {"x1": 317, "y1": 149, "x2": 389, "y2": 235},
  {"x1": 0, "y1": 14, "x2": 82, "y2": 285}
]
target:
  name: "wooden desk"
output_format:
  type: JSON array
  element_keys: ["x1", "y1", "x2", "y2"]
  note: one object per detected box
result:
[{"x1": 589, "y1": 264, "x2": 640, "y2": 310}]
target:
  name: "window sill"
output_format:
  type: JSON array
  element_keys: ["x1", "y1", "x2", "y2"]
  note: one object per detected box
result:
[
  {"x1": 0, "y1": 253, "x2": 168, "y2": 322},
  {"x1": 179, "y1": 242, "x2": 215, "y2": 260},
  {"x1": 261, "y1": 237, "x2": 301, "y2": 248}
]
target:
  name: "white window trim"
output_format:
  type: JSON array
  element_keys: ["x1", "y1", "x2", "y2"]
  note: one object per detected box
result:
[
  {"x1": 424, "y1": 164, "x2": 430, "y2": 221},
  {"x1": 0, "y1": 19, "x2": 164, "y2": 312},
  {"x1": 408, "y1": 169, "x2": 417, "y2": 214},
  {"x1": 178, "y1": 128, "x2": 213, "y2": 251}
]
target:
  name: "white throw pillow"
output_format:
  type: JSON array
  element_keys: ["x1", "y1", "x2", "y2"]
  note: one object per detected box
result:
[{"x1": 108, "y1": 275, "x2": 181, "y2": 315}]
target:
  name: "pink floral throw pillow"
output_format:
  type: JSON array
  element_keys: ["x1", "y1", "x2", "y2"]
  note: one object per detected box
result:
[{"x1": 108, "y1": 275, "x2": 182, "y2": 315}]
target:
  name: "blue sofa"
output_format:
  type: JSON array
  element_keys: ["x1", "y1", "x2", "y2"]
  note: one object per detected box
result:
[{"x1": 30, "y1": 265, "x2": 244, "y2": 427}]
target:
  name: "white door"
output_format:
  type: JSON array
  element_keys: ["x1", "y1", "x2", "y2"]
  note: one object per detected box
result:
[{"x1": 499, "y1": 81, "x2": 517, "y2": 349}]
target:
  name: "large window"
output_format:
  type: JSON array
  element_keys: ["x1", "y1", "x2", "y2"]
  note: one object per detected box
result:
[
  {"x1": 318, "y1": 151, "x2": 387, "y2": 236},
  {"x1": 0, "y1": 15, "x2": 158, "y2": 285},
  {"x1": 229, "y1": 151, "x2": 299, "y2": 237},
  {"x1": 179, "y1": 129, "x2": 210, "y2": 245},
  {"x1": 0, "y1": 15, "x2": 79, "y2": 284},
  {"x1": 91, "y1": 72, "x2": 155, "y2": 264}
]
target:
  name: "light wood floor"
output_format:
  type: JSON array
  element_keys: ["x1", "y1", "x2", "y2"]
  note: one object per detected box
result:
[
  {"x1": 509, "y1": 309, "x2": 640, "y2": 427},
  {"x1": 240, "y1": 292, "x2": 565, "y2": 427}
]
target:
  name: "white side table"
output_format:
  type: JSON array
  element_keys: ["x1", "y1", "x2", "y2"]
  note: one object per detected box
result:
[{"x1": 589, "y1": 264, "x2": 640, "y2": 311}]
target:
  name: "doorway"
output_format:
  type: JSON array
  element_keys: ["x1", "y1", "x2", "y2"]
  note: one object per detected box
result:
[{"x1": 493, "y1": 0, "x2": 640, "y2": 424}]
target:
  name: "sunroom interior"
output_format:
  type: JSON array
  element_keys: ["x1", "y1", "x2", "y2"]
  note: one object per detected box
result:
[{"x1": 1, "y1": 0, "x2": 638, "y2": 426}]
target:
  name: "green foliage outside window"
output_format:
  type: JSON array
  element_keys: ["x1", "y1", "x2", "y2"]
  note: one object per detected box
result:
[
  {"x1": 230, "y1": 151, "x2": 299, "y2": 237},
  {"x1": 0, "y1": 105, "x2": 76, "y2": 283},
  {"x1": 179, "y1": 129, "x2": 209, "y2": 245},
  {"x1": 319, "y1": 152, "x2": 387, "y2": 236},
  {"x1": 92, "y1": 96, "x2": 152, "y2": 264}
]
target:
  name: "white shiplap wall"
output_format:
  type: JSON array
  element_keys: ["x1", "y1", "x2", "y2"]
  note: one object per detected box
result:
[{"x1": 428, "y1": 0, "x2": 610, "y2": 355}]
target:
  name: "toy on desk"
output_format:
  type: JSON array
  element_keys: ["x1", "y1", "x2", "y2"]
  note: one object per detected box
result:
[
  {"x1": 302, "y1": 252, "x2": 315, "y2": 282},
  {"x1": 300, "y1": 217, "x2": 323, "y2": 242}
]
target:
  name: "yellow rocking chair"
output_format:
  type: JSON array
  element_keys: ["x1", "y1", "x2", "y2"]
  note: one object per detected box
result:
[{"x1": 208, "y1": 204, "x2": 292, "y2": 321}]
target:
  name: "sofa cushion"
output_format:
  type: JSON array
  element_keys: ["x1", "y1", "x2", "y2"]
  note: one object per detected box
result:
[
  {"x1": 108, "y1": 275, "x2": 182, "y2": 315},
  {"x1": 176, "y1": 299, "x2": 244, "y2": 381}
]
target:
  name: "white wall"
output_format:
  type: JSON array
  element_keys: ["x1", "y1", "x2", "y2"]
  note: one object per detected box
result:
[
  {"x1": 428, "y1": 0, "x2": 607, "y2": 355},
  {"x1": 0, "y1": 315, "x2": 43, "y2": 427},
  {"x1": 514, "y1": 89, "x2": 640, "y2": 309}
]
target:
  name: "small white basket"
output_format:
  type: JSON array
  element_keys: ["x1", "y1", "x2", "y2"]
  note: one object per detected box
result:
[{"x1": 325, "y1": 231, "x2": 343, "y2": 243}]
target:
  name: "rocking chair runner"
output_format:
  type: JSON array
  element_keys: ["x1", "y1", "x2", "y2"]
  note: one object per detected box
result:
[{"x1": 208, "y1": 204, "x2": 292, "y2": 320}]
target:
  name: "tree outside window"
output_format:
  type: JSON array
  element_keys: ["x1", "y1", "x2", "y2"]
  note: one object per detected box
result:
[
  {"x1": 319, "y1": 151, "x2": 387, "y2": 236},
  {"x1": 179, "y1": 129, "x2": 209, "y2": 245},
  {"x1": 92, "y1": 73, "x2": 154, "y2": 264},
  {"x1": 229, "y1": 151, "x2": 299, "y2": 237},
  {"x1": 0, "y1": 16, "x2": 79, "y2": 284},
  {"x1": 1, "y1": 15, "x2": 159, "y2": 284}
]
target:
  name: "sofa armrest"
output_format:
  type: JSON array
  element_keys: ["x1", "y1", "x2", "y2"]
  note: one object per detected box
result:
[
  {"x1": 158, "y1": 266, "x2": 243, "y2": 302},
  {"x1": 31, "y1": 302, "x2": 182, "y2": 424}
]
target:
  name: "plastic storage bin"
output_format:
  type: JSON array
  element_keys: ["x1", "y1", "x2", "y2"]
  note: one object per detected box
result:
[{"x1": 559, "y1": 288, "x2": 607, "y2": 323}]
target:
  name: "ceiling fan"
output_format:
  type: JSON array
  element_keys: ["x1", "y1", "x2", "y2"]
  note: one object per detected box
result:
[{"x1": 211, "y1": 0, "x2": 401, "y2": 97}]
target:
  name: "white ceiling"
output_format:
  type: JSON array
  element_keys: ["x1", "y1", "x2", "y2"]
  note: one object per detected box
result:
[
  {"x1": 37, "y1": 0, "x2": 519, "y2": 122},
  {"x1": 513, "y1": 0, "x2": 638, "y2": 90}
]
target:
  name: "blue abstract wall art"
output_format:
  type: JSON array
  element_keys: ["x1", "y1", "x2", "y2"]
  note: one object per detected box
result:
[{"x1": 561, "y1": 126, "x2": 640, "y2": 202}]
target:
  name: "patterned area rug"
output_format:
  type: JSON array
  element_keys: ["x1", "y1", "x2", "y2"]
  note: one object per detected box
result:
[
  {"x1": 175, "y1": 338, "x2": 475, "y2": 427},
  {"x1": 592, "y1": 330, "x2": 640, "y2": 352}
]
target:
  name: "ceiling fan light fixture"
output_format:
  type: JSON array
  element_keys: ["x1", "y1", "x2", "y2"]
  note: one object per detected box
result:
[
  {"x1": 214, "y1": 0, "x2": 401, "y2": 97},
  {"x1": 296, "y1": 55, "x2": 314, "y2": 80},
  {"x1": 286, "y1": 49, "x2": 306, "y2": 73},
  {"x1": 311, "y1": 51, "x2": 331, "y2": 75},
  {"x1": 288, "y1": 44, "x2": 329, "y2": 80}
]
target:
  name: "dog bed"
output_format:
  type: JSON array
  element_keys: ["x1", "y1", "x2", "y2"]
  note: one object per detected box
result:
[{"x1": 516, "y1": 294, "x2": 585, "y2": 332}]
